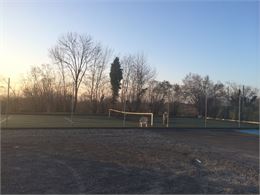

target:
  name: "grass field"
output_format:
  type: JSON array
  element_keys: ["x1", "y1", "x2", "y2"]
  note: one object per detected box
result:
[{"x1": 0, "y1": 114, "x2": 258, "y2": 129}]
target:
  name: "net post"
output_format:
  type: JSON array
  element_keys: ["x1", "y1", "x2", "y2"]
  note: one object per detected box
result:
[{"x1": 151, "y1": 113, "x2": 153, "y2": 126}]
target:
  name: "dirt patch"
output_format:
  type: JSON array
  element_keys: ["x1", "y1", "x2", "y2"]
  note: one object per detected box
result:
[{"x1": 1, "y1": 129, "x2": 259, "y2": 194}]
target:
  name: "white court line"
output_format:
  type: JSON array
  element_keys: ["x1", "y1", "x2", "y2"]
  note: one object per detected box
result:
[
  {"x1": 207, "y1": 117, "x2": 260, "y2": 125},
  {"x1": 0, "y1": 116, "x2": 11, "y2": 124},
  {"x1": 37, "y1": 154, "x2": 86, "y2": 193},
  {"x1": 0, "y1": 118, "x2": 7, "y2": 124},
  {"x1": 64, "y1": 117, "x2": 73, "y2": 124}
]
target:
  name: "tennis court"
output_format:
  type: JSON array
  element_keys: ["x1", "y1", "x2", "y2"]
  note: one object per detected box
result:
[
  {"x1": 0, "y1": 114, "x2": 258, "y2": 129},
  {"x1": 0, "y1": 114, "x2": 137, "y2": 128}
]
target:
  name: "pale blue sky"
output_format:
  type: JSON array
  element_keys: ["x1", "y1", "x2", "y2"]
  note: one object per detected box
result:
[{"x1": 0, "y1": 0, "x2": 259, "y2": 87}]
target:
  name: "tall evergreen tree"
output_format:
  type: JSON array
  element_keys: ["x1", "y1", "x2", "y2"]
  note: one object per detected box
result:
[{"x1": 110, "y1": 57, "x2": 123, "y2": 105}]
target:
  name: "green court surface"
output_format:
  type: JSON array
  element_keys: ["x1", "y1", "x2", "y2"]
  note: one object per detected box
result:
[
  {"x1": 0, "y1": 114, "x2": 258, "y2": 129},
  {"x1": 0, "y1": 114, "x2": 136, "y2": 128}
]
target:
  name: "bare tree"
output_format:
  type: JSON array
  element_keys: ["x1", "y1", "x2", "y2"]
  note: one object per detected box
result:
[
  {"x1": 50, "y1": 32, "x2": 94, "y2": 112},
  {"x1": 131, "y1": 53, "x2": 156, "y2": 111},
  {"x1": 226, "y1": 82, "x2": 258, "y2": 120},
  {"x1": 120, "y1": 53, "x2": 156, "y2": 111},
  {"x1": 21, "y1": 64, "x2": 58, "y2": 112},
  {"x1": 146, "y1": 80, "x2": 172, "y2": 114},
  {"x1": 120, "y1": 55, "x2": 134, "y2": 104},
  {"x1": 52, "y1": 54, "x2": 69, "y2": 112},
  {"x1": 85, "y1": 45, "x2": 111, "y2": 101},
  {"x1": 83, "y1": 45, "x2": 112, "y2": 113},
  {"x1": 182, "y1": 73, "x2": 213, "y2": 116},
  {"x1": 93, "y1": 48, "x2": 111, "y2": 102}
]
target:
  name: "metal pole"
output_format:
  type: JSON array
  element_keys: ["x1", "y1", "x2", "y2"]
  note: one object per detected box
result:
[
  {"x1": 123, "y1": 98, "x2": 126, "y2": 127},
  {"x1": 172, "y1": 97, "x2": 174, "y2": 128},
  {"x1": 242, "y1": 85, "x2": 244, "y2": 121},
  {"x1": 238, "y1": 89, "x2": 241, "y2": 128},
  {"x1": 151, "y1": 114, "x2": 153, "y2": 126},
  {"x1": 70, "y1": 83, "x2": 74, "y2": 126},
  {"x1": 0, "y1": 100, "x2": 1, "y2": 130},
  {"x1": 0, "y1": 85, "x2": 3, "y2": 130},
  {"x1": 122, "y1": 80, "x2": 126, "y2": 127},
  {"x1": 205, "y1": 90, "x2": 207, "y2": 128},
  {"x1": 167, "y1": 93, "x2": 170, "y2": 127},
  {"x1": 6, "y1": 78, "x2": 10, "y2": 128},
  {"x1": 0, "y1": 96, "x2": 1, "y2": 176},
  {"x1": 122, "y1": 80, "x2": 128, "y2": 127},
  {"x1": 227, "y1": 86, "x2": 229, "y2": 119},
  {"x1": 259, "y1": 98, "x2": 260, "y2": 130}
]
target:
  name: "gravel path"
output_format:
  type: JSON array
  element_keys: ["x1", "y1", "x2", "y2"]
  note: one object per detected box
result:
[{"x1": 1, "y1": 129, "x2": 259, "y2": 194}]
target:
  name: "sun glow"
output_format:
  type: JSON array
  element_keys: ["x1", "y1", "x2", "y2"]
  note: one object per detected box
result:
[{"x1": 0, "y1": 37, "x2": 50, "y2": 86}]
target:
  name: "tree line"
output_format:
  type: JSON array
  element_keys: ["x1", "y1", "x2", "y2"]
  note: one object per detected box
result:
[{"x1": 0, "y1": 32, "x2": 259, "y2": 121}]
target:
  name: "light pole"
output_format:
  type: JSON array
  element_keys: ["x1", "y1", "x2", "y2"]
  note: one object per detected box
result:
[
  {"x1": 70, "y1": 83, "x2": 74, "y2": 126},
  {"x1": 122, "y1": 79, "x2": 128, "y2": 127},
  {"x1": 204, "y1": 87, "x2": 208, "y2": 128},
  {"x1": 6, "y1": 78, "x2": 10, "y2": 128},
  {"x1": 123, "y1": 95, "x2": 127, "y2": 127},
  {"x1": 0, "y1": 99, "x2": 1, "y2": 130},
  {"x1": 167, "y1": 94, "x2": 170, "y2": 128},
  {"x1": 238, "y1": 88, "x2": 241, "y2": 128},
  {"x1": 0, "y1": 85, "x2": 5, "y2": 130}
]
